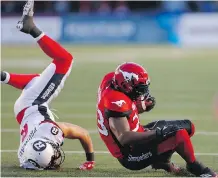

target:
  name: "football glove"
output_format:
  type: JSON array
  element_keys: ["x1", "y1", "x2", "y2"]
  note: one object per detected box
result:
[
  {"x1": 156, "y1": 125, "x2": 181, "y2": 140},
  {"x1": 79, "y1": 161, "x2": 95, "y2": 170},
  {"x1": 145, "y1": 96, "x2": 156, "y2": 112}
]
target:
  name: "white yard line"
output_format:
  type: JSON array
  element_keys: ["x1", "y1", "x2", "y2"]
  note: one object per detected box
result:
[
  {"x1": 1, "y1": 150, "x2": 218, "y2": 156},
  {"x1": 1, "y1": 129, "x2": 218, "y2": 136}
]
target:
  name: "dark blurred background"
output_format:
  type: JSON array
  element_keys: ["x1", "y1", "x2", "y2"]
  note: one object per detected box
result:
[{"x1": 1, "y1": 1, "x2": 218, "y2": 15}]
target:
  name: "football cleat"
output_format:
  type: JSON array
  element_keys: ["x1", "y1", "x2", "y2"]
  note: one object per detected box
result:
[
  {"x1": 1, "y1": 71, "x2": 9, "y2": 84},
  {"x1": 16, "y1": 0, "x2": 35, "y2": 33},
  {"x1": 23, "y1": 0, "x2": 34, "y2": 16},
  {"x1": 187, "y1": 161, "x2": 217, "y2": 177},
  {"x1": 1, "y1": 71, "x2": 7, "y2": 82}
]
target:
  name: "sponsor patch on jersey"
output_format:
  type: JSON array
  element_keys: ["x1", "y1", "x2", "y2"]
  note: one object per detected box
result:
[
  {"x1": 33, "y1": 140, "x2": 47, "y2": 152},
  {"x1": 111, "y1": 100, "x2": 126, "y2": 107},
  {"x1": 127, "y1": 152, "x2": 152, "y2": 162},
  {"x1": 41, "y1": 83, "x2": 56, "y2": 100},
  {"x1": 51, "y1": 126, "x2": 59, "y2": 135}
]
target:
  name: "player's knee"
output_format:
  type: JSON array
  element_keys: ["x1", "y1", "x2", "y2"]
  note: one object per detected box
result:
[
  {"x1": 175, "y1": 129, "x2": 190, "y2": 143},
  {"x1": 184, "y1": 119, "x2": 195, "y2": 137},
  {"x1": 189, "y1": 122, "x2": 195, "y2": 137},
  {"x1": 66, "y1": 52, "x2": 73, "y2": 63},
  {"x1": 53, "y1": 53, "x2": 73, "y2": 74}
]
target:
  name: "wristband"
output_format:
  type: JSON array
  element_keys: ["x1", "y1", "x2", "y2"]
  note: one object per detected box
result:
[{"x1": 86, "y1": 152, "x2": 94, "y2": 161}]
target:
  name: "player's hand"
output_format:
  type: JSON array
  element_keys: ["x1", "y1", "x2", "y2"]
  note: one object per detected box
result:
[
  {"x1": 156, "y1": 125, "x2": 181, "y2": 140},
  {"x1": 79, "y1": 161, "x2": 95, "y2": 170},
  {"x1": 145, "y1": 96, "x2": 156, "y2": 112}
]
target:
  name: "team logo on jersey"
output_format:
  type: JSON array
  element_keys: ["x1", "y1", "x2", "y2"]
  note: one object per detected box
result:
[
  {"x1": 33, "y1": 140, "x2": 47, "y2": 152},
  {"x1": 119, "y1": 69, "x2": 139, "y2": 82},
  {"x1": 51, "y1": 126, "x2": 59, "y2": 135},
  {"x1": 111, "y1": 100, "x2": 126, "y2": 107}
]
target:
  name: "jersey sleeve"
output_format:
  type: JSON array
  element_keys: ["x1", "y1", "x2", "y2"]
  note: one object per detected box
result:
[{"x1": 103, "y1": 90, "x2": 132, "y2": 118}]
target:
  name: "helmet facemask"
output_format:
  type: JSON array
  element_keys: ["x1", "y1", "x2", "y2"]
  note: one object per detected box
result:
[
  {"x1": 128, "y1": 83, "x2": 150, "y2": 101},
  {"x1": 25, "y1": 139, "x2": 65, "y2": 170},
  {"x1": 44, "y1": 140, "x2": 65, "y2": 170}
]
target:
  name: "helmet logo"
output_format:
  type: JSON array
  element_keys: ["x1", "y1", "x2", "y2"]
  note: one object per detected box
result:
[
  {"x1": 119, "y1": 69, "x2": 139, "y2": 82},
  {"x1": 33, "y1": 140, "x2": 47, "y2": 152},
  {"x1": 111, "y1": 100, "x2": 126, "y2": 107}
]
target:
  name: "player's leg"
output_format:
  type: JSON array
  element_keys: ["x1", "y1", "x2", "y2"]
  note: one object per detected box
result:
[
  {"x1": 16, "y1": 0, "x2": 73, "y2": 106},
  {"x1": 143, "y1": 119, "x2": 195, "y2": 172},
  {"x1": 27, "y1": 33, "x2": 73, "y2": 106},
  {"x1": 1, "y1": 71, "x2": 39, "y2": 90},
  {"x1": 156, "y1": 129, "x2": 217, "y2": 177},
  {"x1": 143, "y1": 119, "x2": 195, "y2": 137}
]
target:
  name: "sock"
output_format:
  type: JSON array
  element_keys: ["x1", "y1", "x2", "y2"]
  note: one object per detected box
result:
[
  {"x1": 7, "y1": 73, "x2": 39, "y2": 89},
  {"x1": 175, "y1": 129, "x2": 196, "y2": 163},
  {"x1": 30, "y1": 26, "x2": 42, "y2": 38},
  {"x1": 36, "y1": 34, "x2": 72, "y2": 62}
]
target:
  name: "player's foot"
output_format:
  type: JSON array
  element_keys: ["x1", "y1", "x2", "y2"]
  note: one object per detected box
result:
[
  {"x1": 16, "y1": 0, "x2": 35, "y2": 34},
  {"x1": 186, "y1": 161, "x2": 217, "y2": 177},
  {"x1": 1, "y1": 71, "x2": 7, "y2": 82},
  {"x1": 152, "y1": 162, "x2": 181, "y2": 173}
]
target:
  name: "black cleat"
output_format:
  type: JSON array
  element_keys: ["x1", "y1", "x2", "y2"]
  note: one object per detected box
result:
[
  {"x1": 16, "y1": 0, "x2": 35, "y2": 34},
  {"x1": 187, "y1": 161, "x2": 217, "y2": 177}
]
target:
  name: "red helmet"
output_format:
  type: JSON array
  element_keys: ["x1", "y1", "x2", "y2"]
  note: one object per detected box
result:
[{"x1": 113, "y1": 62, "x2": 150, "y2": 100}]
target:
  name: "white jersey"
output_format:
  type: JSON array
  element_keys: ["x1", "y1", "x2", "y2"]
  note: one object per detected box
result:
[
  {"x1": 13, "y1": 60, "x2": 73, "y2": 168},
  {"x1": 17, "y1": 105, "x2": 64, "y2": 167}
]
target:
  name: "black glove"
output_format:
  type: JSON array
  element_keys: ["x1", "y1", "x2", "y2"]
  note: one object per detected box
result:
[
  {"x1": 145, "y1": 96, "x2": 156, "y2": 112},
  {"x1": 1, "y1": 71, "x2": 7, "y2": 82},
  {"x1": 156, "y1": 125, "x2": 181, "y2": 141}
]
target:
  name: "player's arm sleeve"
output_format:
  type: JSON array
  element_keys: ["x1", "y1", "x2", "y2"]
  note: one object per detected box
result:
[
  {"x1": 56, "y1": 122, "x2": 94, "y2": 153},
  {"x1": 109, "y1": 117, "x2": 156, "y2": 146}
]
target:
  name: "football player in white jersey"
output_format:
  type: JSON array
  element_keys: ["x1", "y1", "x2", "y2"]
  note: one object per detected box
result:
[{"x1": 1, "y1": 0, "x2": 95, "y2": 170}]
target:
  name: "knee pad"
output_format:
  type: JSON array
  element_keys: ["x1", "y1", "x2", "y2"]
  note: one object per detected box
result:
[
  {"x1": 182, "y1": 119, "x2": 195, "y2": 137},
  {"x1": 164, "y1": 119, "x2": 195, "y2": 137}
]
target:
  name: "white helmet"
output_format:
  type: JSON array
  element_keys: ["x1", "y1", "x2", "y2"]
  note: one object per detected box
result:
[{"x1": 22, "y1": 138, "x2": 64, "y2": 170}]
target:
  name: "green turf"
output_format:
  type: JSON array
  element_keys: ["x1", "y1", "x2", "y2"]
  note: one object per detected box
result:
[{"x1": 1, "y1": 45, "x2": 218, "y2": 177}]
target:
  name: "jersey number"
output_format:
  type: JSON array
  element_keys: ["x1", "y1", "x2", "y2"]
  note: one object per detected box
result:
[
  {"x1": 21, "y1": 124, "x2": 28, "y2": 142},
  {"x1": 132, "y1": 113, "x2": 140, "y2": 132},
  {"x1": 97, "y1": 109, "x2": 108, "y2": 136}
]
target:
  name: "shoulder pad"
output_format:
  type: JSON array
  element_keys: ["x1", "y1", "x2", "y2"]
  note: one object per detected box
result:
[
  {"x1": 104, "y1": 90, "x2": 132, "y2": 113},
  {"x1": 100, "y1": 72, "x2": 114, "y2": 90}
]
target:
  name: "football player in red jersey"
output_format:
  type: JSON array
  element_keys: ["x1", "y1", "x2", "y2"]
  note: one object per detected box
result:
[
  {"x1": 1, "y1": 0, "x2": 94, "y2": 170},
  {"x1": 97, "y1": 62, "x2": 217, "y2": 177}
]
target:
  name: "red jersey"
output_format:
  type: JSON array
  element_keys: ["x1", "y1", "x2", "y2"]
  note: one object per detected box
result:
[{"x1": 97, "y1": 72, "x2": 144, "y2": 159}]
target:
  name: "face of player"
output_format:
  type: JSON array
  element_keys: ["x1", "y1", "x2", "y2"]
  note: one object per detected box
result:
[
  {"x1": 43, "y1": 139, "x2": 65, "y2": 169},
  {"x1": 129, "y1": 83, "x2": 150, "y2": 101}
]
